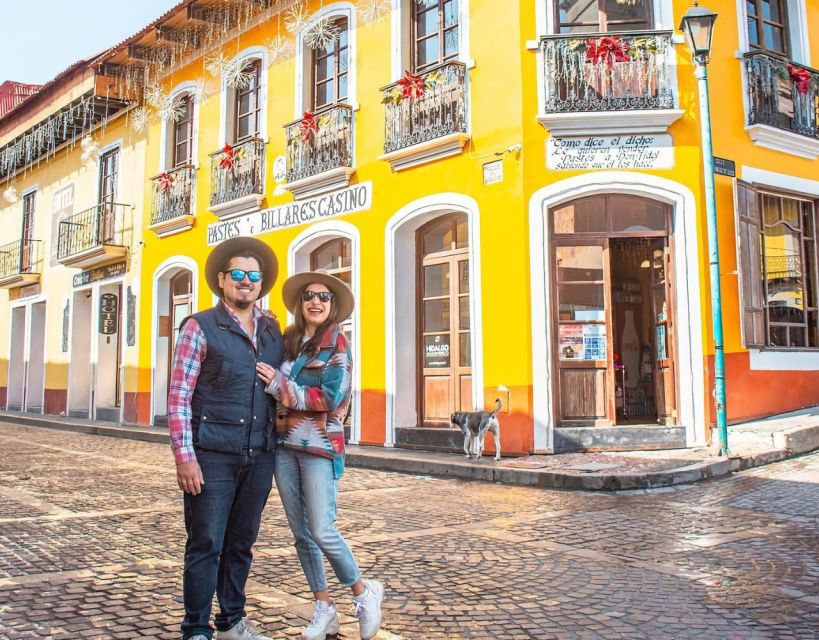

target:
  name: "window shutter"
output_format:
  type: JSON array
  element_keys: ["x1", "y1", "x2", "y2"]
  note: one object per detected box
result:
[{"x1": 733, "y1": 179, "x2": 765, "y2": 348}]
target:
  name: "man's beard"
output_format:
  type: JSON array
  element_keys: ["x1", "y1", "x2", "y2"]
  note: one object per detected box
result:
[{"x1": 224, "y1": 296, "x2": 254, "y2": 310}]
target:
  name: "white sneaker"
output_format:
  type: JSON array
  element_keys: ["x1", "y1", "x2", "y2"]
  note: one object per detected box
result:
[
  {"x1": 188, "y1": 636, "x2": 210, "y2": 640},
  {"x1": 301, "y1": 599, "x2": 340, "y2": 640},
  {"x1": 216, "y1": 619, "x2": 272, "y2": 640},
  {"x1": 353, "y1": 580, "x2": 384, "y2": 640}
]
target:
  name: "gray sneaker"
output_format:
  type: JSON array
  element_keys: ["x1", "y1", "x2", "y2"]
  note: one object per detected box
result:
[
  {"x1": 353, "y1": 579, "x2": 384, "y2": 640},
  {"x1": 216, "y1": 619, "x2": 272, "y2": 640}
]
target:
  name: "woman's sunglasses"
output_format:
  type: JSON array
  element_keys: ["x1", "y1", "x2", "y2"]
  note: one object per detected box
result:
[
  {"x1": 225, "y1": 269, "x2": 262, "y2": 283},
  {"x1": 301, "y1": 290, "x2": 333, "y2": 303}
]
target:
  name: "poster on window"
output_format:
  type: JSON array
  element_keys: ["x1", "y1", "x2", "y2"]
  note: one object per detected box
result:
[
  {"x1": 582, "y1": 324, "x2": 607, "y2": 360},
  {"x1": 559, "y1": 324, "x2": 584, "y2": 360},
  {"x1": 424, "y1": 334, "x2": 450, "y2": 368}
]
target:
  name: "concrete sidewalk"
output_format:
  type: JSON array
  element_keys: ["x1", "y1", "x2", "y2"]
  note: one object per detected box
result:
[{"x1": 2, "y1": 408, "x2": 818, "y2": 490}]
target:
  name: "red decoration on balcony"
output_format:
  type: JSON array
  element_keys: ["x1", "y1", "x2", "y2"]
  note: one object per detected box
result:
[
  {"x1": 585, "y1": 36, "x2": 631, "y2": 68},
  {"x1": 219, "y1": 143, "x2": 236, "y2": 170},
  {"x1": 158, "y1": 171, "x2": 174, "y2": 194},
  {"x1": 397, "y1": 70, "x2": 426, "y2": 100},
  {"x1": 788, "y1": 64, "x2": 812, "y2": 95},
  {"x1": 299, "y1": 111, "x2": 320, "y2": 142}
]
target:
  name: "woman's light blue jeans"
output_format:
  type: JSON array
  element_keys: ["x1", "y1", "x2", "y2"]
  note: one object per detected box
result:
[{"x1": 274, "y1": 447, "x2": 361, "y2": 592}]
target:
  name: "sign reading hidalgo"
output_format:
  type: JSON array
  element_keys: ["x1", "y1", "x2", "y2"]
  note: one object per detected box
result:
[{"x1": 207, "y1": 182, "x2": 372, "y2": 245}]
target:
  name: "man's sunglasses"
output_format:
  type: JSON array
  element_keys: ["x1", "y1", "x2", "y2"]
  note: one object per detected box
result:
[
  {"x1": 224, "y1": 269, "x2": 262, "y2": 283},
  {"x1": 301, "y1": 290, "x2": 333, "y2": 303}
]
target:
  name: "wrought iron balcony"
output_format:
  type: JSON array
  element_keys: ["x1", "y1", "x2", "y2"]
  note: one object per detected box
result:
[
  {"x1": 381, "y1": 62, "x2": 468, "y2": 154},
  {"x1": 540, "y1": 31, "x2": 675, "y2": 114},
  {"x1": 0, "y1": 239, "x2": 42, "y2": 287},
  {"x1": 285, "y1": 105, "x2": 353, "y2": 183},
  {"x1": 745, "y1": 52, "x2": 819, "y2": 140},
  {"x1": 150, "y1": 165, "x2": 196, "y2": 226},
  {"x1": 57, "y1": 202, "x2": 128, "y2": 267},
  {"x1": 209, "y1": 138, "x2": 265, "y2": 209}
]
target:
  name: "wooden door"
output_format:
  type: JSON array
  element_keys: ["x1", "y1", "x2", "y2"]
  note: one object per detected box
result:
[
  {"x1": 418, "y1": 215, "x2": 471, "y2": 426},
  {"x1": 553, "y1": 239, "x2": 614, "y2": 425},
  {"x1": 650, "y1": 239, "x2": 676, "y2": 424}
]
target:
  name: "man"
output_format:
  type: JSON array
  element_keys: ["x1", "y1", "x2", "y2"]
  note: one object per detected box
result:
[{"x1": 168, "y1": 236, "x2": 283, "y2": 640}]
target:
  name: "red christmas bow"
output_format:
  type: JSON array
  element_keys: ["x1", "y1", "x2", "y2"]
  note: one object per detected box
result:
[
  {"x1": 299, "y1": 111, "x2": 320, "y2": 142},
  {"x1": 788, "y1": 64, "x2": 812, "y2": 96},
  {"x1": 397, "y1": 70, "x2": 426, "y2": 100},
  {"x1": 585, "y1": 36, "x2": 631, "y2": 68},
  {"x1": 158, "y1": 171, "x2": 174, "y2": 194},
  {"x1": 219, "y1": 143, "x2": 236, "y2": 170}
]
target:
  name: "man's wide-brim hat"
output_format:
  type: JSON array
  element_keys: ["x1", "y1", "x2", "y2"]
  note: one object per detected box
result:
[
  {"x1": 205, "y1": 236, "x2": 278, "y2": 298},
  {"x1": 282, "y1": 270, "x2": 355, "y2": 323}
]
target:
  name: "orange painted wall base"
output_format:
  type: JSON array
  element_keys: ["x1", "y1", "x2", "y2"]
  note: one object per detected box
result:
[
  {"x1": 123, "y1": 392, "x2": 152, "y2": 425},
  {"x1": 44, "y1": 389, "x2": 67, "y2": 415}
]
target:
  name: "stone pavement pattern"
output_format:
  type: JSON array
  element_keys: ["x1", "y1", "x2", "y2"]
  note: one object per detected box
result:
[{"x1": 0, "y1": 423, "x2": 817, "y2": 640}]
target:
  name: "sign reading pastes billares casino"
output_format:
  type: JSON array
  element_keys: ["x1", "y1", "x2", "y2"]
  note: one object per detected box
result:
[{"x1": 207, "y1": 182, "x2": 372, "y2": 245}]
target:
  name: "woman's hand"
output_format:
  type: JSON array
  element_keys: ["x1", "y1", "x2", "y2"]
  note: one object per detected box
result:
[{"x1": 256, "y1": 362, "x2": 277, "y2": 386}]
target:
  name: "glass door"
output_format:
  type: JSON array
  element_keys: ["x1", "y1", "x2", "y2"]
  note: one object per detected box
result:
[{"x1": 553, "y1": 240, "x2": 614, "y2": 424}]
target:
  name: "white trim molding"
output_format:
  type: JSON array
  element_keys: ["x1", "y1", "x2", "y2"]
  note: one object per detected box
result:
[
  {"x1": 149, "y1": 255, "x2": 199, "y2": 424},
  {"x1": 744, "y1": 124, "x2": 819, "y2": 160},
  {"x1": 384, "y1": 192, "x2": 484, "y2": 447},
  {"x1": 528, "y1": 172, "x2": 706, "y2": 451},
  {"x1": 379, "y1": 132, "x2": 470, "y2": 171},
  {"x1": 160, "y1": 81, "x2": 203, "y2": 171},
  {"x1": 288, "y1": 220, "x2": 363, "y2": 443},
  {"x1": 537, "y1": 109, "x2": 685, "y2": 137}
]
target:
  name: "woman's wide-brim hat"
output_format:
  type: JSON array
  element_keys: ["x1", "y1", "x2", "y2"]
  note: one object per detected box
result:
[
  {"x1": 282, "y1": 270, "x2": 355, "y2": 322},
  {"x1": 205, "y1": 236, "x2": 278, "y2": 298}
]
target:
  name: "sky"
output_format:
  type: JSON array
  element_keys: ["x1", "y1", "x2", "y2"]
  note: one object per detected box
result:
[{"x1": 0, "y1": 0, "x2": 179, "y2": 85}]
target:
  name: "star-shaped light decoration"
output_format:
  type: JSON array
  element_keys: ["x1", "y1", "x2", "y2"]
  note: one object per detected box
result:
[
  {"x1": 3, "y1": 185, "x2": 18, "y2": 204},
  {"x1": 359, "y1": 0, "x2": 391, "y2": 25},
  {"x1": 158, "y1": 94, "x2": 187, "y2": 122},
  {"x1": 130, "y1": 106, "x2": 153, "y2": 133},
  {"x1": 224, "y1": 59, "x2": 256, "y2": 89},
  {"x1": 265, "y1": 35, "x2": 295, "y2": 63},
  {"x1": 284, "y1": 2, "x2": 309, "y2": 34},
  {"x1": 204, "y1": 52, "x2": 230, "y2": 77},
  {"x1": 144, "y1": 85, "x2": 168, "y2": 108},
  {"x1": 304, "y1": 16, "x2": 341, "y2": 50}
]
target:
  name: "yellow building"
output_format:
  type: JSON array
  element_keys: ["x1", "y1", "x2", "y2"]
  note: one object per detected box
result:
[{"x1": 2, "y1": 0, "x2": 818, "y2": 454}]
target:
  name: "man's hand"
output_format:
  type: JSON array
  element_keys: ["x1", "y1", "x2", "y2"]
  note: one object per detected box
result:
[{"x1": 176, "y1": 460, "x2": 205, "y2": 495}]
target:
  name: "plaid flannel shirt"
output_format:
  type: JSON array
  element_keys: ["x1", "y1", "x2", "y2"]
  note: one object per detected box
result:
[{"x1": 167, "y1": 302, "x2": 262, "y2": 465}]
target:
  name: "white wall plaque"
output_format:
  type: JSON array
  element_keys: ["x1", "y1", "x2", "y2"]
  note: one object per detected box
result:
[
  {"x1": 483, "y1": 159, "x2": 503, "y2": 185},
  {"x1": 547, "y1": 135, "x2": 674, "y2": 171},
  {"x1": 207, "y1": 181, "x2": 372, "y2": 245}
]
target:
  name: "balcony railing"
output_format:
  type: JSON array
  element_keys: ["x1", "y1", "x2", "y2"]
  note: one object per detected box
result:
[
  {"x1": 381, "y1": 61, "x2": 467, "y2": 153},
  {"x1": 0, "y1": 239, "x2": 41, "y2": 279},
  {"x1": 284, "y1": 105, "x2": 353, "y2": 182},
  {"x1": 57, "y1": 202, "x2": 127, "y2": 260},
  {"x1": 151, "y1": 165, "x2": 196, "y2": 225},
  {"x1": 209, "y1": 138, "x2": 265, "y2": 207},
  {"x1": 745, "y1": 51, "x2": 819, "y2": 140},
  {"x1": 540, "y1": 31, "x2": 675, "y2": 113}
]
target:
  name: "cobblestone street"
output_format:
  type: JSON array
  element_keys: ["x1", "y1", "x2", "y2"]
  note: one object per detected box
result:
[{"x1": 0, "y1": 422, "x2": 817, "y2": 639}]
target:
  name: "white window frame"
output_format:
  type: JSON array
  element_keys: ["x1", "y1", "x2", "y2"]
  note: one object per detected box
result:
[
  {"x1": 390, "y1": 0, "x2": 473, "y2": 81},
  {"x1": 160, "y1": 81, "x2": 203, "y2": 171},
  {"x1": 294, "y1": 2, "x2": 358, "y2": 115},
  {"x1": 219, "y1": 46, "x2": 269, "y2": 146},
  {"x1": 735, "y1": 0, "x2": 810, "y2": 64}
]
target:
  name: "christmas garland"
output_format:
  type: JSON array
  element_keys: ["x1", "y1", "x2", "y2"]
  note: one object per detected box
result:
[
  {"x1": 787, "y1": 64, "x2": 814, "y2": 96},
  {"x1": 382, "y1": 69, "x2": 447, "y2": 105},
  {"x1": 564, "y1": 35, "x2": 660, "y2": 66},
  {"x1": 157, "y1": 171, "x2": 175, "y2": 194},
  {"x1": 218, "y1": 143, "x2": 241, "y2": 170}
]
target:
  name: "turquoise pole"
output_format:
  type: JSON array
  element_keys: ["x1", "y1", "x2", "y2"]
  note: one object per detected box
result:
[{"x1": 694, "y1": 60, "x2": 730, "y2": 456}]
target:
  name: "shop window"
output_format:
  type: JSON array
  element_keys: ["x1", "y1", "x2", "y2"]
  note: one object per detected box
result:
[
  {"x1": 311, "y1": 18, "x2": 349, "y2": 110},
  {"x1": 735, "y1": 180, "x2": 819, "y2": 348},
  {"x1": 746, "y1": 0, "x2": 789, "y2": 56},
  {"x1": 555, "y1": 0, "x2": 653, "y2": 34}
]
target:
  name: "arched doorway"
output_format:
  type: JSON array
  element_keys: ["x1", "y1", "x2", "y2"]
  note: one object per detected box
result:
[
  {"x1": 550, "y1": 194, "x2": 676, "y2": 428},
  {"x1": 152, "y1": 264, "x2": 195, "y2": 424},
  {"x1": 417, "y1": 212, "x2": 472, "y2": 426}
]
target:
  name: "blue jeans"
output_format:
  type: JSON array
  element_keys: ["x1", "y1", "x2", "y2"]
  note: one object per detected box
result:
[
  {"x1": 182, "y1": 450, "x2": 275, "y2": 640},
  {"x1": 274, "y1": 447, "x2": 361, "y2": 593}
]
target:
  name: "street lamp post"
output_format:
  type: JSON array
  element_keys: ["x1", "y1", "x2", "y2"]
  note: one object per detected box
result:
[{"x1": 680, "y1": 3, "x2": 730, "y2": 456}]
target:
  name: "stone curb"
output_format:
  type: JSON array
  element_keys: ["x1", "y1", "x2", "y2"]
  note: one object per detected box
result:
[{"x1": 2, "y1": 412, "x2": 817, "y2": 491}]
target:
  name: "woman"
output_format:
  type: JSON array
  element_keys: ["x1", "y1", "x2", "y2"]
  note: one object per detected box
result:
[{"x1": 255, "y1": 270, "x2": 383, "y2": 640}]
